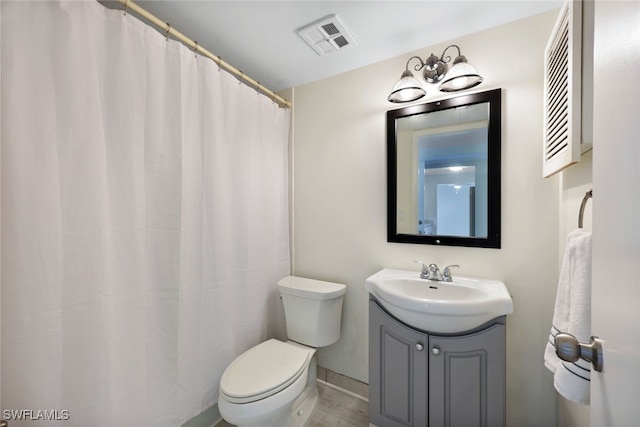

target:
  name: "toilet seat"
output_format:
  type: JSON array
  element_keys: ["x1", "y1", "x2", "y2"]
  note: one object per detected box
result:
[{"x1": 220, "y1": 339, "x2": 311, "y2": 404}]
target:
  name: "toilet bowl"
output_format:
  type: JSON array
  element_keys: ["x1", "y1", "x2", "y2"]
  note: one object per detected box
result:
[
  {"x1": 218, "y1": 339, "x2": 316, "y2": 427},
  {"x1": 218, "y1": 276, "x2": 346, "y2": 427}
]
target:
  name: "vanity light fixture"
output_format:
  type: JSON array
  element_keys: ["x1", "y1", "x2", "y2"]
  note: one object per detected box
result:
[
  {"x1": 387, "y1": 70, "x2": 426, "y2": 103},
  {"x1": 387, "y1": 44, "x2": 483, "y2": 103}
]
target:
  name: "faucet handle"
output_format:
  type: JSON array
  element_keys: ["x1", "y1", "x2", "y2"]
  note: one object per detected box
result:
[
  {"x1": 414, "y1": 260, "x2": 429, "y2": 279},
  {"x1": 443, "y1": 264, "x2": 460, "y2": 282}
]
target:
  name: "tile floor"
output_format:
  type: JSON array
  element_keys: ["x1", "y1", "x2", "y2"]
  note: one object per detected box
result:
[{"x1": 214, "y1": 381, "x2": 369, "y2": 427}]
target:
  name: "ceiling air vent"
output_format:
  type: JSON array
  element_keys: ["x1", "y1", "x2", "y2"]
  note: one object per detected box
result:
[
  {"x1": 297, "y1": 14, "x2": 357, "y2": 56},
  {"x1": 322, "y1": 23, "x2": 339, "y2": 36}
]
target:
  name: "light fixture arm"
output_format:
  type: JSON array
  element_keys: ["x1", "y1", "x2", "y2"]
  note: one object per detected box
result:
[
  {"x1": 404, "y1": 45, "x2": 461, "y2": 75},
  {"x1": 406, "y1": 55, "x2": 428, "y2": 73},
  {"x1": 420, "y1": 44, "x2": 465, "y2": 83},
  {"x1": 437, "y1": 44, "x2": 462, "y2": 66}
]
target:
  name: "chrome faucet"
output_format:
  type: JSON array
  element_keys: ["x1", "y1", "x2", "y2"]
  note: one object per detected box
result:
[
  {"x1": 414, "y1": 261, "x2": 444, "y2": 281},
  {"x1": 415, "y1": 261, "x2": 460, "y2": 282},
  {"x1": 426, "y1": 263, "x2": 444, "y2": 281}
]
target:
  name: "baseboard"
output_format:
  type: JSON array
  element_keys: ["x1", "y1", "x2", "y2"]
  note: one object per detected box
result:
[
  {"x1": 181, "y1": 404, "x2": 221, "y2": 427},
  {"x1": 316, "y1": 366, "x2": 369, "y2": 400}
]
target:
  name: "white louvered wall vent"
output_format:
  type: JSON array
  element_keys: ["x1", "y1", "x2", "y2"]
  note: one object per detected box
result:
[
  {"x1": 543, "y1": 0, "x2": 583, "y2": 178},
  {"x1": 297, "y1": 14, "x2": 357, "y2": 56}
]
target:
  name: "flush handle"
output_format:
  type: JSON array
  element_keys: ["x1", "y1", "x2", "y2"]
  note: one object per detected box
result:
[{"x1": 555, "y1": 333, "x2": 604, "y2": 372}]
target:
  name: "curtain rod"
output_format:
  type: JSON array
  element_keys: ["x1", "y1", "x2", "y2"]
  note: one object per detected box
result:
[{"x1": 117, "y1": 0, "x2": 291, "y2": 109}]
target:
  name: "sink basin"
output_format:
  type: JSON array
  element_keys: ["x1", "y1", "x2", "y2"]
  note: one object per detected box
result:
[{"x1": 365, "y1": 268, "x2": 513, "y2": 333}]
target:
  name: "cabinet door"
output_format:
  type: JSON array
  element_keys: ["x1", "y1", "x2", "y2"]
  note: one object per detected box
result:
[
  {"x1": 428, "y1": 324, "x2": 505, "y2": 427},
  {"x1": 369, "y1": 300, "x2": 428, "y2": 427}
]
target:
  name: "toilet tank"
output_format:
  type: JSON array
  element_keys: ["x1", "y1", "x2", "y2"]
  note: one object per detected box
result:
[{"x1": 277, "y1": 276, "x2": 346, "y2": 347}]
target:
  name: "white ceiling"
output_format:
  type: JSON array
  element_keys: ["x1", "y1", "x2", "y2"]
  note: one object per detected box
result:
[{"x1": 130, "y1": 1, "x2": 561, "y2": 92}]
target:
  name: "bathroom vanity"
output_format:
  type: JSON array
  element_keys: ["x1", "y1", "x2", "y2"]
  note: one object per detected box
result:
[
  {"x1": 369, "y1": 297, "x2": 505, "y2": 427},
  {"x1": 365, "y1": 268, "x2": 512, "y2": 427}
]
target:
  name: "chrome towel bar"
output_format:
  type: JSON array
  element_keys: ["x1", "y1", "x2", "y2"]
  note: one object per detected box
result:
[{"x1": 578, "y1": 190, "x2": 593, "y2": 228}]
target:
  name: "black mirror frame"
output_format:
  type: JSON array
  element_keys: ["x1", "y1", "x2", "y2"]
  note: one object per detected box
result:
[{"x1": 387, "y1": 88, "x2": 501, "y2": 248}]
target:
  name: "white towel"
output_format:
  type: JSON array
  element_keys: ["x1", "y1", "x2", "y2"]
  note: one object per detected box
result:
[{"x1": 544, "y1": 228, "x2": 592, "y2": 405}]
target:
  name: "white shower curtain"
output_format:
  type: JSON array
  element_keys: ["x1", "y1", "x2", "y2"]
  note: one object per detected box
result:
[{"x1": 0, "y1": 1, "x2": 290, "y2": 425}]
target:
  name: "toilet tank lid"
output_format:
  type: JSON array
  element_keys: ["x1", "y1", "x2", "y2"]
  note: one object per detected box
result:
[{"x1": 277, "y1": 276, "x2": 346, "y2": 300}]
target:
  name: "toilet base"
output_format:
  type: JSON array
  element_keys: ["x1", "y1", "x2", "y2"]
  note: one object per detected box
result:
[
  {"x1": 229, "y1": 382, "x2": 318, "y2": 427},
  {"x1": 290, "y1": 383, "x2": 319, "y2": 427}
]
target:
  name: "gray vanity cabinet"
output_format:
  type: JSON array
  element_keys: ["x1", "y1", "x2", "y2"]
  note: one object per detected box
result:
[
  {"x1": 369, "y1": 299, "x2": 428, "y2": 426},
  {"x1": 369, "y1": 298, "x2": 506, "y2": 427}
]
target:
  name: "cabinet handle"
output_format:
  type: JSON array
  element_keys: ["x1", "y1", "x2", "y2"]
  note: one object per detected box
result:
[
  {"x1": 415, "y1": 343, "x2": 424, "y2": 351},
  {"x1": 431, "y1": 346, "x2": 441, "y2": 355}
]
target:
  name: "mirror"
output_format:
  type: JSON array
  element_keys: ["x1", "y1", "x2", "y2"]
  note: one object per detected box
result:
[{"x1": 387, "y1": 88, "x2": 501, "y2": 248}]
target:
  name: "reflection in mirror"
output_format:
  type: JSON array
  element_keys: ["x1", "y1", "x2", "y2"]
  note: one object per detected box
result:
[{"x1": 388, "y1": 89, "x2": 501, "y2": 248}]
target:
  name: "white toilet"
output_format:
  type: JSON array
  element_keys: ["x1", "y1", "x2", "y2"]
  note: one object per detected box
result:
[{"x1": 218, "y1": 275, "x2": 347, "y2": 427}]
